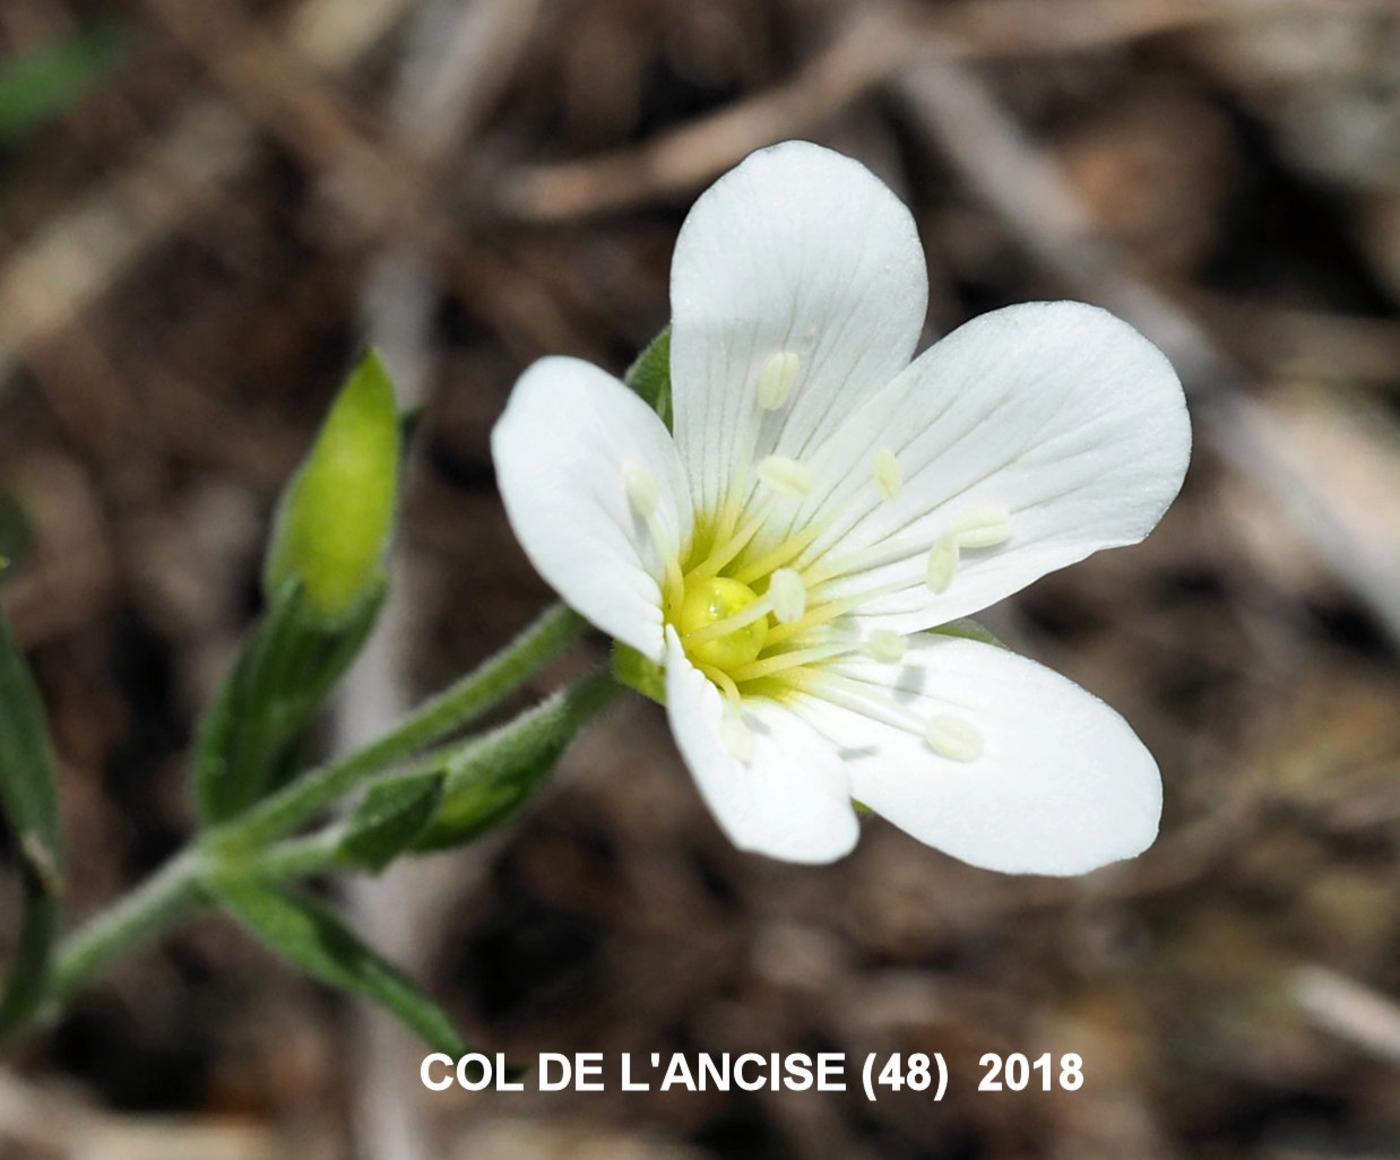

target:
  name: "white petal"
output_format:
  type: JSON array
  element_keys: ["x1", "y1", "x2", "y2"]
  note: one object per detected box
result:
[
  {"x1": 670, "y1": 141, "x2": 928, "y2": 520},
  {"x1": 797, "y1": 302, "x2": 1191, "y2": 631},
  {"x1": 663, "y1": 629, "x2": 858, "y2": 864},
  {"x1": 793, "y1": 634, "x2": 1161, "y2": 876},
  {"x1": 492, "y1": 357, "x2": 692, "y2": 661}
]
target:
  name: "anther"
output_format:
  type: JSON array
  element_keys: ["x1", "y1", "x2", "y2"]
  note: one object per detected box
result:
[
  {"x1": 953, "y1": 503, "x2": 1012, "y2": 549},
  {"x1": 925, "y1": 535, "x2": 959, "y2": 594},
  {"x1": 622, "y1": 461, "x2": 659, "y2": 517},
  {"x1": 873, "y1": 448, "x2": 902, "y2": 501},
  {"x1": 768, "y1": 568, "x2": 807, "y2": 624},
  {"x1": 865, "y1": 629, "x2": 907, "y2": 663},
  {"x1": 757, "y1": 455, "x2": 812, "y2": 498},
  {"x1": 756, "y1": 351, "x2": 800, "y2": 411},
  {"x1": 721, "y1": 705, "x2": 756, "y2": 763},
  {"x1": 924, "y1": 715, "x2": 984, "y2": 762}
]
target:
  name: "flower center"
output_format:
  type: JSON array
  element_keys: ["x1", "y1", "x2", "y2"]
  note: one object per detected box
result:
[
  {"x1": 674, "y1": 576, "x2": 768, "y2": 670},
  {"x1": 621, "y1": 418, "x2": 1015, "y2": 765}
]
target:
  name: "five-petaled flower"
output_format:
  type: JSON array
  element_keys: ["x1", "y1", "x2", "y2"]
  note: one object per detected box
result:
[{"x1": 492, "y1": 141, "x2": 1190, "y2": 873}]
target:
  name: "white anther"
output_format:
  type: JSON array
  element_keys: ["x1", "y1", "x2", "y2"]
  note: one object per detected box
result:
[
  {"x1": 757, "y1": 455, "x2": 812, "y2": 498},
  {"x1": 768, "y1": 568, "x2": 807, "y2": 624},
  {"x1": 953, "y1": 503, "x2": 1012, "y2": 549},
  {"x1": 925, "y1": 535, "x2": 959, "y2": 594},
  {"x1": 865, "y1": 629, "x2": 907, "y2": 663},
  {"x1": 622, "y1": 462, "x2": 659, "y2": 518},
  {"x1": 873, "y1": 448, "x2": 902, "y2": 501},
  {"x1": 721, "y1": 705, "x2": 756, "y2": 763},
  {"x1": 924, "y1": 715, "x2": 984, "y2": 762},
  {"x1": 756, "y1": 351, "x2": 800, "y2": 411}
]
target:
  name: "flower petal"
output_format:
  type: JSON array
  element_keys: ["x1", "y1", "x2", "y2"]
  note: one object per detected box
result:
[
  {"x1": 664, "y1": 628, "x2": 858, "y2": 864},
  {"x1": 670, "y1": 141, "x2": 928, "y2": 520},
  {"x1": 492, "y1": 357, "x2": 691, "y2": 661},
  {"x1": 792, "y1": 634, "x2": 1161, "y2": 875},
  {"x1": 795, "y1": 302, "x2": 1190, "y2": 631}
]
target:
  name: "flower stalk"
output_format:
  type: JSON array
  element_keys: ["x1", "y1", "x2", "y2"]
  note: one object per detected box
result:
[{"x1": 0, "y1": 603, "x2": 604, "y2": 1050}]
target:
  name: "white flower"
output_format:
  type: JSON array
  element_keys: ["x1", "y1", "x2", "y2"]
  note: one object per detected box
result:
[{"x1": 492, "y1": 142, "x2": 1190, "y2": 873}]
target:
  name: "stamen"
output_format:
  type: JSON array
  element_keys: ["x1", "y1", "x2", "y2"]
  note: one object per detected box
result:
[
  {"x1": 623, "y1": 462, "x2": 684, "y2": 606},
  {"x1": 788, "y1": 670, "x2": 927, "y2": 735},
  {"x1": 684, "y1": 513, "x2": 764, "y2": 583},
  {"x1": 763, "y1": 595, "x2": 860, "y2": 648},
  {"x1": 802, "y1": 529, "x2": 932, "y2": 588},
  {"x1": 768, "y1": 569, "x2": 807, "y2": 624},
  {"x1": 622, "y1": 461, "x2": 658, "y2": 517},
  {"x1": 865, "y1": 629, "x2": 907, "y2": 663},
  {"x1": 873, "y1": 448, "x2": 902, "y2": 501},
  {"x1": 925, "y1": 535, "x2": 959, "y2": 594},
  {"x1": 728, "y1": 642, "x2": 858, "y2": 683},
  {"x1": 756, "y1": 351, "x2": 800, "y2": 411},
  {"x1": 924, "y1": 715, "x2": 984, "y2": 762},
  {"x1": 721, "y1": 704, "x2": 756, "y2": 763},
  {"x1": 757, "y1": 455, "x2": 812, "y2": 499},
  {"x1": 732, "y1": 521, "x2": 824, "y2": 585},
  {"x1": 953, "y1": 503, "x2": 1012, "y2": 549},
  {"x1": 699, "y1": 662, "x2": 743, "y2": 706}
]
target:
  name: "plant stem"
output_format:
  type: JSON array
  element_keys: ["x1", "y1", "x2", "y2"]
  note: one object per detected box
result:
[
  {"x1": 46, "y1": 851, "x2": 204, "y2": 1009},
  {"x1": 0, "y1": 603, "x2": 596, "y2": 1051},
  {"x1": 211, "y1": 602, "x2": 586, "y2": 851}
]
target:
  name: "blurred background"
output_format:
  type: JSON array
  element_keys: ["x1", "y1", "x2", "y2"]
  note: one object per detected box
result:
[{"x1": 3, "y1": 0, "x2": 1400, "y2": 1156}]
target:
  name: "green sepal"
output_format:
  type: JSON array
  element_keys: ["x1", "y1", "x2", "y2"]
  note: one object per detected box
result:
[
  {"x1": 931, "y1": 617, "x2": 1007, "y2": 649},
  {"x1": 0, "y1": 602, "x2": 63, "y2": 1028},
  {"x1": 611, "y1": 642, "x2": 665, "y2": 705},
  {"x1": 339, "y1": 771, "x2": 445, "y2": 873},
  {"x1": 264, "y1": 352, "x2": 402, "y2": 623},
  {"x1": 194, "y1": 579, "x2": 385, "y2": 825},
  {"x1": 625, "y1": 327, "x2": 672, "y2": 429},
  {"x1": 414, "y1": 670, "x2": 618, "y2": 852},
  {"x1": 208, "y1": 878, "x2": 467, "y2": 1055}
]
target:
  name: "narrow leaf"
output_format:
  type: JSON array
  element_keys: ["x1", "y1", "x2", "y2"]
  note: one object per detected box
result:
[
  {"x1": 0, "y1": 22, "x2": 128, "y2": 147},
  {"x1": 339, "y1": 771, "x2": 444, "y2": 872},
  {"x1": 195, "y1": 578, "x2": 385, "y2": 824},
  {"x1": 624, "y1": 327, "x2": 671, "y2": 429},
  {"x1": 210, "y1": 880, "x2": 466, "y2": 1055},
  {"x1": 0, "y1": 603, "x2": 63, "y2": 1025}
]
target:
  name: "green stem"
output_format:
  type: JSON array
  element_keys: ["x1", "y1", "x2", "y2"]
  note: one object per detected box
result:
[
  {"x1": 211, "y1": 602, "x2": 586, "y2": 851},
  {"x1": 11, "y1": 850, "x2": 205, "y2": 1039},
  {"x1": 0, "y1": 603, "x2": 595, "y2": 1051}
]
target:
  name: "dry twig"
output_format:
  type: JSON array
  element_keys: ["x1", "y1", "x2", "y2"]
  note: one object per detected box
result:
[{"x1": 500, "y1": 0, "x2": 1394, "y2": 222}]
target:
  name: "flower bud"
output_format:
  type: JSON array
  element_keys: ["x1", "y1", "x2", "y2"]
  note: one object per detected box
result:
[{"x1": 264, "y1": 352, "x2": 401, "y2": 620}]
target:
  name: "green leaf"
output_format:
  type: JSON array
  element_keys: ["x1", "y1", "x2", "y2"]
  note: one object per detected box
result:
[
  {"x1": 624, "y1": 327, "x2": 671, "y2": 430},
  {"x1": 265, "y1": 352, "x2": 402, "y2": 622},
  {"x1": 0, "y1": 603, "x2": 63, "y2": 1027},
  {"x1": 209, "y1": 879, "x2": 467, "y2": 1055},
  {"x1": 339, "y1": 771, "x2": 444, "y2": 872},
  {"x1": 195, "y1": 580, "x2": 385, "y2": 824},
  {"x1": 415, "y1": 668, "x2": 618, "y2": 851},
  {"x1": 0, "y1": 22, "x2": 128, "y2": 147}
]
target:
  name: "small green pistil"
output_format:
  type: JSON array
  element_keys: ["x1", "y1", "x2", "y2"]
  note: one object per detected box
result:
[{"x1": 676, "y1": 576, "x2": 768, "y2": 670}]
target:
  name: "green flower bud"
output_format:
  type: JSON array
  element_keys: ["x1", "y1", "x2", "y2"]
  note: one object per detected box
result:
[{"x1": 264, "y1": 352, "x2": 401, "y2": 620}]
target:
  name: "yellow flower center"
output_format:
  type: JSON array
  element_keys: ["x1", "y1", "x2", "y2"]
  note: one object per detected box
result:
[{"x1": 674, "y1": 576, "x2": 768, "y2": 670}]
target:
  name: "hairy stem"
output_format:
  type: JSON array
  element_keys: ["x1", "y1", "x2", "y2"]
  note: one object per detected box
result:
[
  {"x1": 0, "y1": 604, "x2": 600, "y2": 1051},
  {"x1": 210, "y1": 602, "x2": 586, "y2": 851}
]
